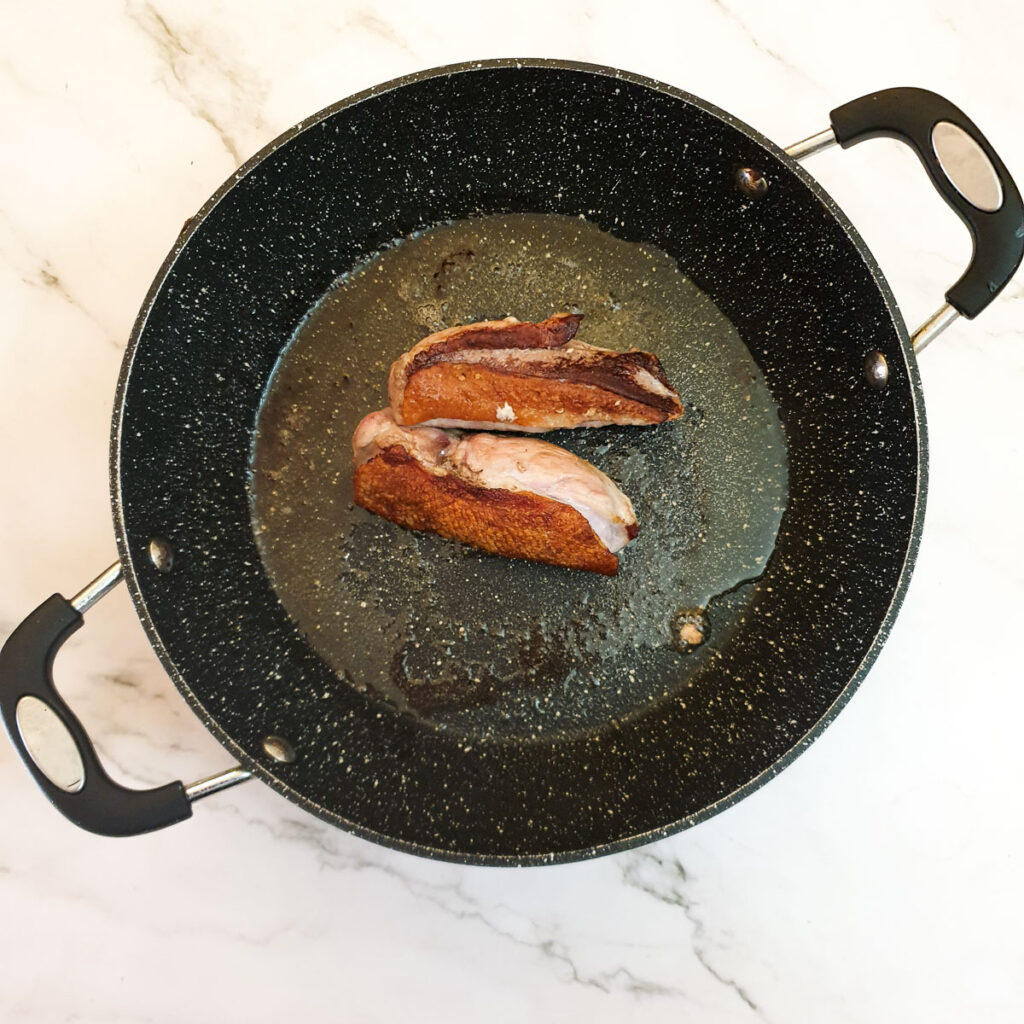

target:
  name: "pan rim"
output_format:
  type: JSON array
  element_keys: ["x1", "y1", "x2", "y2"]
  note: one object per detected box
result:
[{"x1": 109, "y1": 56, "x2": 927, "y2": 866}]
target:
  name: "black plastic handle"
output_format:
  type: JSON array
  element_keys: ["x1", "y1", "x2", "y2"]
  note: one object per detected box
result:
[
  {"x1": 0, "y1": 594, "x2": 192, "y2": 836},
  {"x1": 830, "y1": 87, "x2": 1024, "y2": 318}
]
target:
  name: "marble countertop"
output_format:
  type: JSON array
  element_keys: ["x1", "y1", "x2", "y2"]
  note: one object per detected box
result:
[{"x1": 2, "y1": 2, "x2": 1023, "y2": 1022}]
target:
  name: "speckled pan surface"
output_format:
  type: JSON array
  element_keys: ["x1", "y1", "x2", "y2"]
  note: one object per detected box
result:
[{"x1": 111, "y1": 59, "x2": 926, "y2": 865}]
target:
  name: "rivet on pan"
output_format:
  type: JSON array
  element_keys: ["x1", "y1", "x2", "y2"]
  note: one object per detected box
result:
[
  {"x1": 670, "y1": 608, "x2": 709, "y2": 654},
  {"x1": 263, "y1": 735, "x2": 297, "y2": 763},
  {"x1": 734, "y1": 166, "x2": 769, "y2": 198},
  {"x1": 148, "y1": 537, "x2": 174, "y2": 573},
  {"x1": 864, "y1": 351, "x2": 889, "y2": 390}
]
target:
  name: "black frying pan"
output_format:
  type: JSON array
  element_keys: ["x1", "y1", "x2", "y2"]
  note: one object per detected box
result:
[{"x1": 2, "y1": 61, "x2": 1021, "y2": 864}]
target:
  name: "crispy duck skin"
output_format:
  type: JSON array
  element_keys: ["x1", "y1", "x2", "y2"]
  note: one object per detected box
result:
[
  {"x1": 387, "y1": 313, "x2": 684, "y2": 432},
  {"x1": 352, "y1": 410, "x2": 637, "y2": 575}
]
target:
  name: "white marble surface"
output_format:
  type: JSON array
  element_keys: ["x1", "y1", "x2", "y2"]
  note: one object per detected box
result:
[{"x1": 2, "y1": 2, "x2": 1023, "y2": 1021}]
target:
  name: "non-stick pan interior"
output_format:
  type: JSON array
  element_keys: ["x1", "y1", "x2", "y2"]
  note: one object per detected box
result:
[{"x1": 113, "y1": 61, "x2": 923, "y2": 862}]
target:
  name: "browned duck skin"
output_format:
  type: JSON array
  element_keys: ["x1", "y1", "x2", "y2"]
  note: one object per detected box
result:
[
  {"x1": 352, "y1": 409, "x2": 638, "y2": 575},
  {"x1": 387, "y1": 313, "x2": 683, "y2": 432}
]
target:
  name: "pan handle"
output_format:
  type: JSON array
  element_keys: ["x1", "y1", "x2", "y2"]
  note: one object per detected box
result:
[
  {"x1": 0, "y1": 563, "x2": 250, "y2": 836},
  {"x1": 786, "y1": 88, "x2": 1024, "y2": 350}
]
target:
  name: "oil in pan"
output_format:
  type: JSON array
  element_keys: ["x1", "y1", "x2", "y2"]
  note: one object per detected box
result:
[{"x1": 250, "y1": 213, "x2": 788, "y2": 743}]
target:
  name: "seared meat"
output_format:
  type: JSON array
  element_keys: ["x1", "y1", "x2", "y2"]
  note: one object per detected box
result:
[
  {"x1": 387, "y1": 313, "x2": 683, "y2": 432},
  {"x1": 352, "y1": 409, "x2": 637, "y2": 574}
]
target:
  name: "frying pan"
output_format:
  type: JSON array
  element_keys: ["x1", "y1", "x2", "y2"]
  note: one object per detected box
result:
[{"x1": 2, "y1": 60, "x2": 1021, "y2": 864}]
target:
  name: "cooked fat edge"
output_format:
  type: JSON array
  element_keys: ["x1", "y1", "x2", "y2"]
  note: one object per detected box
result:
[
  {"x1": 446, "y1": 432, "x2": 636, "y2": 553},
  {"x1": 352, "y1": 410, "x2": 637, "y2": 553}
]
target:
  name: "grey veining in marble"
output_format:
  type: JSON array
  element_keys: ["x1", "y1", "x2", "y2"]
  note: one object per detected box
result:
[{"x1": 1, "y1": 2, "x2": 1023, "y2": 1022}]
